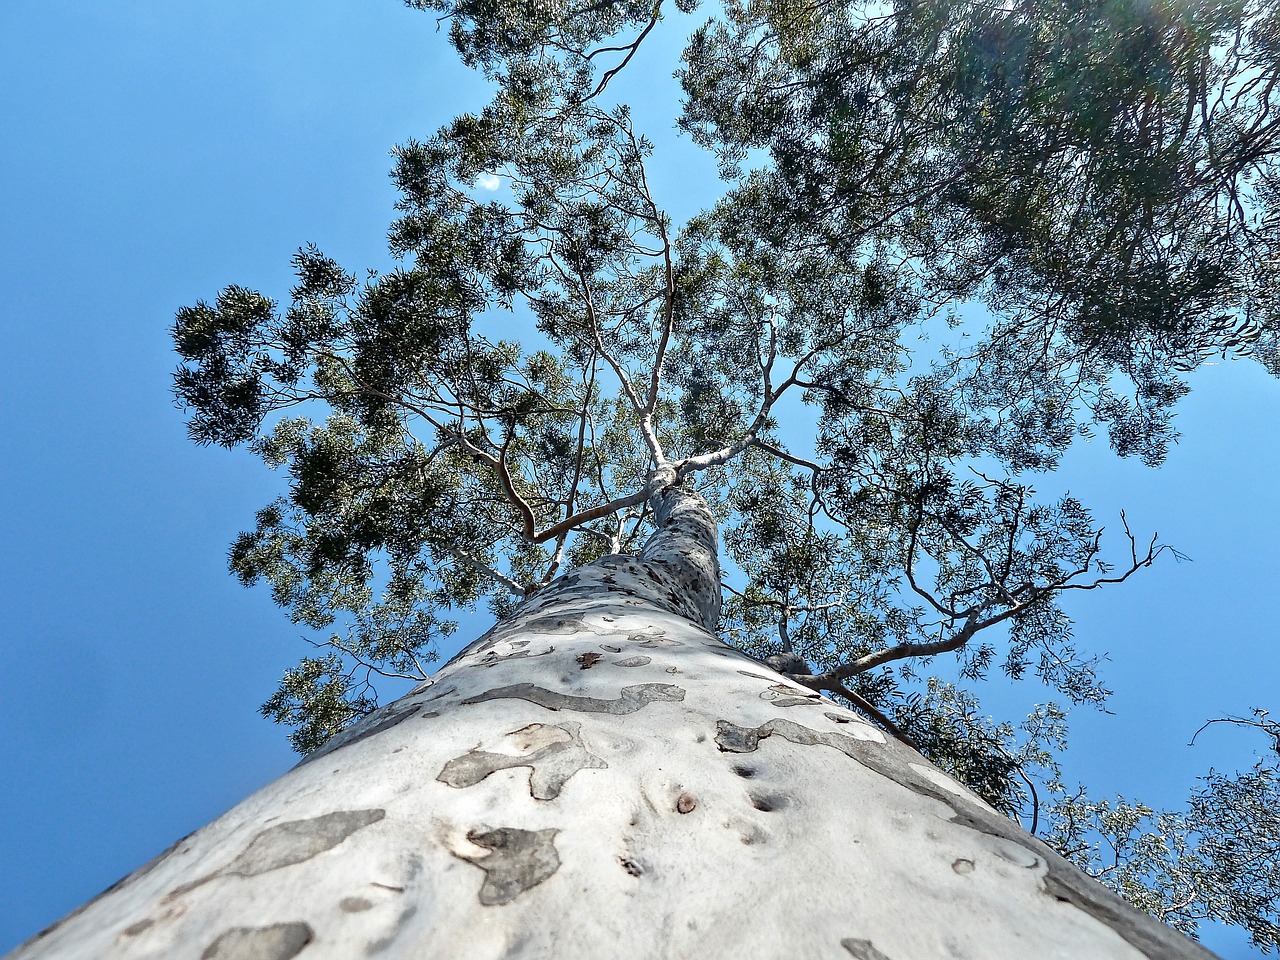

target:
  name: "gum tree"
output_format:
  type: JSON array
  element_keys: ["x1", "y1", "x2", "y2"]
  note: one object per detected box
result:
[{"x1": 13, "y1": 1, "x2": 1280, "y2": 957}]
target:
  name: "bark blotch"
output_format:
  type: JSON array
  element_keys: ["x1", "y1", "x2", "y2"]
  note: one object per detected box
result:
[
  {"x1": 167, "y1": 810, "x2": 386, "y2": 900},
  {"x1": 840, "y1": 938, "x2": 893, "y2": 960},
  {"x1": 460, "y1": 828, "x2": 561, "y2": 906},
  {"x1": 223, "y1": 809, "x2": 386, "y2": 878},
  {"x1": 463, "y1": 682, "x2": 685, "y2": 715},
  {"x1": 613, "y1": 656, "x2": 652, "y2": 667},
  {"x1": 437, "y1": 722, "x2": 607, "y2": 800},
  {"x1": 200, "y1": 922, "x2": 314, "y2": 960},
  {"x1": 676, "y1": 792, "x2": 697, "y2": 814},
  {"x1": 339, "y1": 896, "x2": 373, "y2": 912},
  {"x1": 122, "y1": 919, "x2": 153, "y2": 936},
  {"x1": 953, "y1": 859, "x2": 975, "y2": 875}
]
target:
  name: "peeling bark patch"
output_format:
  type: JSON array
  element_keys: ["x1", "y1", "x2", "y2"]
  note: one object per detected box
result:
[
  {"x1": 460, "y1": 828, "x2": 561, "y2": 906},
  {"x1": 201, "y1": 922, "x2": 314, "y2": 960},
  {"x1": 840, "y1": 938, "x2": 893, "y2": 960},
  {"x1": 736, "y1": 670, "x2": 773, "y2": 681},
  {"x1": 676, "y1": 792, "x2": 697, "y2": 814},
  {"x1": 715, "y1": 719, "x2": 885, "y2": 762},
  {"x1": 463, "y1": 682, "x2": 685, "y2": 715},
  {"x1": 952, "y1": 858, "x2": 975, "y2": 875},
  {"x1": 731, "y1": 764, "x2": 757, "y2": 779},
  {"x1": 340, "y1": 896, "x2": 373, "y2": 912},
  {"x1": 224, "y1": 809, "x2": 386, "y2": 878},
  {"x1": 122, "y1": 918, "x2": 153, "y2": 936},
  {"x1": 619, "y1": 857, "x2": 643, "y2": 877},
  {"x1": 613, "y1": 656, "x2": 651, "y2": 667},
  {"x1": 762, "y1": 683, "x2": 821, "y2": 708},
  {"x1": 824, "y1": 712, "x2": 854, "y2": 724},
  {"x1": 478, "y1": 647, "x2": 554, "y2": 667},
  {"x1": 600, "y1": 644, "x2": 622, "y2": 653},
  {"x1": 576, "y1": 652, "x2": 602, "y2": 670},
  {"x1": 437, "y1": 722, "x2": 607, "y2": 799},
  {"x1": 170, "y1": 809, "x2": 386, "y2": 900}
]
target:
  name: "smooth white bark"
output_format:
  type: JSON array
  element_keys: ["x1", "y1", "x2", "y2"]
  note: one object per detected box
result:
[{"x1": 9, "y1": 488, "x2": 1218, "y2": 960}]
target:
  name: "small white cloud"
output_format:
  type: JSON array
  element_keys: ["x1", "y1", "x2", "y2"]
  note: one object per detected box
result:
[{"x1": 476, "y1": 173, "x2": 501, "y2": 191}]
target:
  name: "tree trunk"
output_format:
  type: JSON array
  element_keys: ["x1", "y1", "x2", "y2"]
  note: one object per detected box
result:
[{"x1": 9, "y1": 486, "x2": 1217, "y2": 960}]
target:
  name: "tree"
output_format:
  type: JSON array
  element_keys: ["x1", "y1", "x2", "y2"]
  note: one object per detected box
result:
[{"x1": 13, "y1": 0, "x2": 1280, "y2": 956}]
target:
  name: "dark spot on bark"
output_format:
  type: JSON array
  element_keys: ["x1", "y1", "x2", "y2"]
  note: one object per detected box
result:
[
  {"x1": 824, "y1": 712, "x2": 854, "y2": 724},
  {"x1": 201, "y1": 922, "x2": 314, "y2": 960},
  {"x1": 731, "y1": 764, "x2": 756, "y2": 779},
  {"x1": 665, "y1": 666, "x2": 680, "y2": 674},
  {"x1": 613, "y1": 656, "x2": 651, "y2": 667},
  {"x1": 463, "y1": 682, "x2": 685, "y2": 715},
  {"x1": 576, "y1": 652, "x2": 602, "y2": 670},
  {"x1": 840, "y1": 938, "x2": 893, "y2": 960},
  {"x1": 370, "y1": 882, "x2": 404, "y2": 893},
  {"x1": 952, "y1": 859, "x2": 975, "y2": 875},
  {"x1": 600, "y1": 644, "x2": 622, "y2": 653},
  {"x1": 749, "y1": 793, "x2": 787, "y2": 812},
  {"x1": 619, "y1": 857, "x2": 643, "y2": 877},
  {"x1": 340, "y1": 896, "x2": 373, "y2": 912},
  {"x1": 459, "y1": 828, "x2": 561, "y2": 906},
  {"x1": 437, "y1": 722, "x2": 607, "y2": 800},
  {"x1": 478, "y1": 647, "x2": 555, "y2": 668},
  {"x1": 122, "y1": 918, "x2": 153, "y2": 936},
  {"x1": 676, "y1": 792, "x2": 697, "y2": 814}
]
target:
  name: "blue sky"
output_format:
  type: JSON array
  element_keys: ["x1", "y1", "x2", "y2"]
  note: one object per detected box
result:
[{"x1": 1, "y1": 3, "x2": 1277, "y2": 958}]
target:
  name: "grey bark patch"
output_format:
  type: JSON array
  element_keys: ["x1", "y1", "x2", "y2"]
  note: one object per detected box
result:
[
  {"x1": 613, "y1": 656, "x2": 651, "y2": 667},
  {"x1": 168, "y1": 809, "x2": 386, "y2": 900},
  {"x1": 953, "y1": 859, "x2": 975, "y2": 875},
  {"x1": 824, "y1": 711, "x2": 854, "y2": 724},
  {"x1": 676, "y1": 792, "x2": 697, "y2": 814},
  {"x1": 460, "y1": 828, "x2": 561, "y2": 906},
  {"x1": 462, "y1": 682, "x2": 685, "y2": 715},
  {"x1": 599, "y1": 644, "x2": 622, "y2": 653},
  {"x1": 225, "y1": 809, "x2": 386, "y2": 878},
  {"x1": 122, "y1": 918, "x2": 153, "y2": 936},
  {"x1": 736, "y1": 670, "x2": 773, "y2": 681},
  {"x1": 763, "y1": 683, "x2": 820, "y2": 705},
  {"x1": 478, "y1": 647, "x2": 554, "y2": 667},
  {"x1": 437, "y1": 722, "x2": 608, "y2": 799},
  {"x1": 201, "y1": 922, "x2": 314, "y2": 960},
  {"x1": 339, "y1": 896, "x2": 372, "y2": 912},
  {"x1": 840, "y1": 938, "x2": 893, "y2": 960}
]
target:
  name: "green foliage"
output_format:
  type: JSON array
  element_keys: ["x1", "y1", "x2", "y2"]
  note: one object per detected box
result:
[
  {"x1": 175, "y1": 0, "x2": 1280, "y2": 944},
  {"x1": 1046, "y1": 718, "x2": 1280, "y2": 951}
]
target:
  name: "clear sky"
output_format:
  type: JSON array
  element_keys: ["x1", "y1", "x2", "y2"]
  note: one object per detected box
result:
[{"x1": 1, "y1": 3, "x2": 1277, "y2": 958}]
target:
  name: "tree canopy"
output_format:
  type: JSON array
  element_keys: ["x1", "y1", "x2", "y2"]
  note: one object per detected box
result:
[{"x1": 174, "y1": 0, "x2": 1280, "y2": 949}]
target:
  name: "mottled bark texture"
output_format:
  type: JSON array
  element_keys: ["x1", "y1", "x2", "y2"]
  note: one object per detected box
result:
[{"x1": 9, "y1": 485, "x2": 1217, "y2": 960}]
